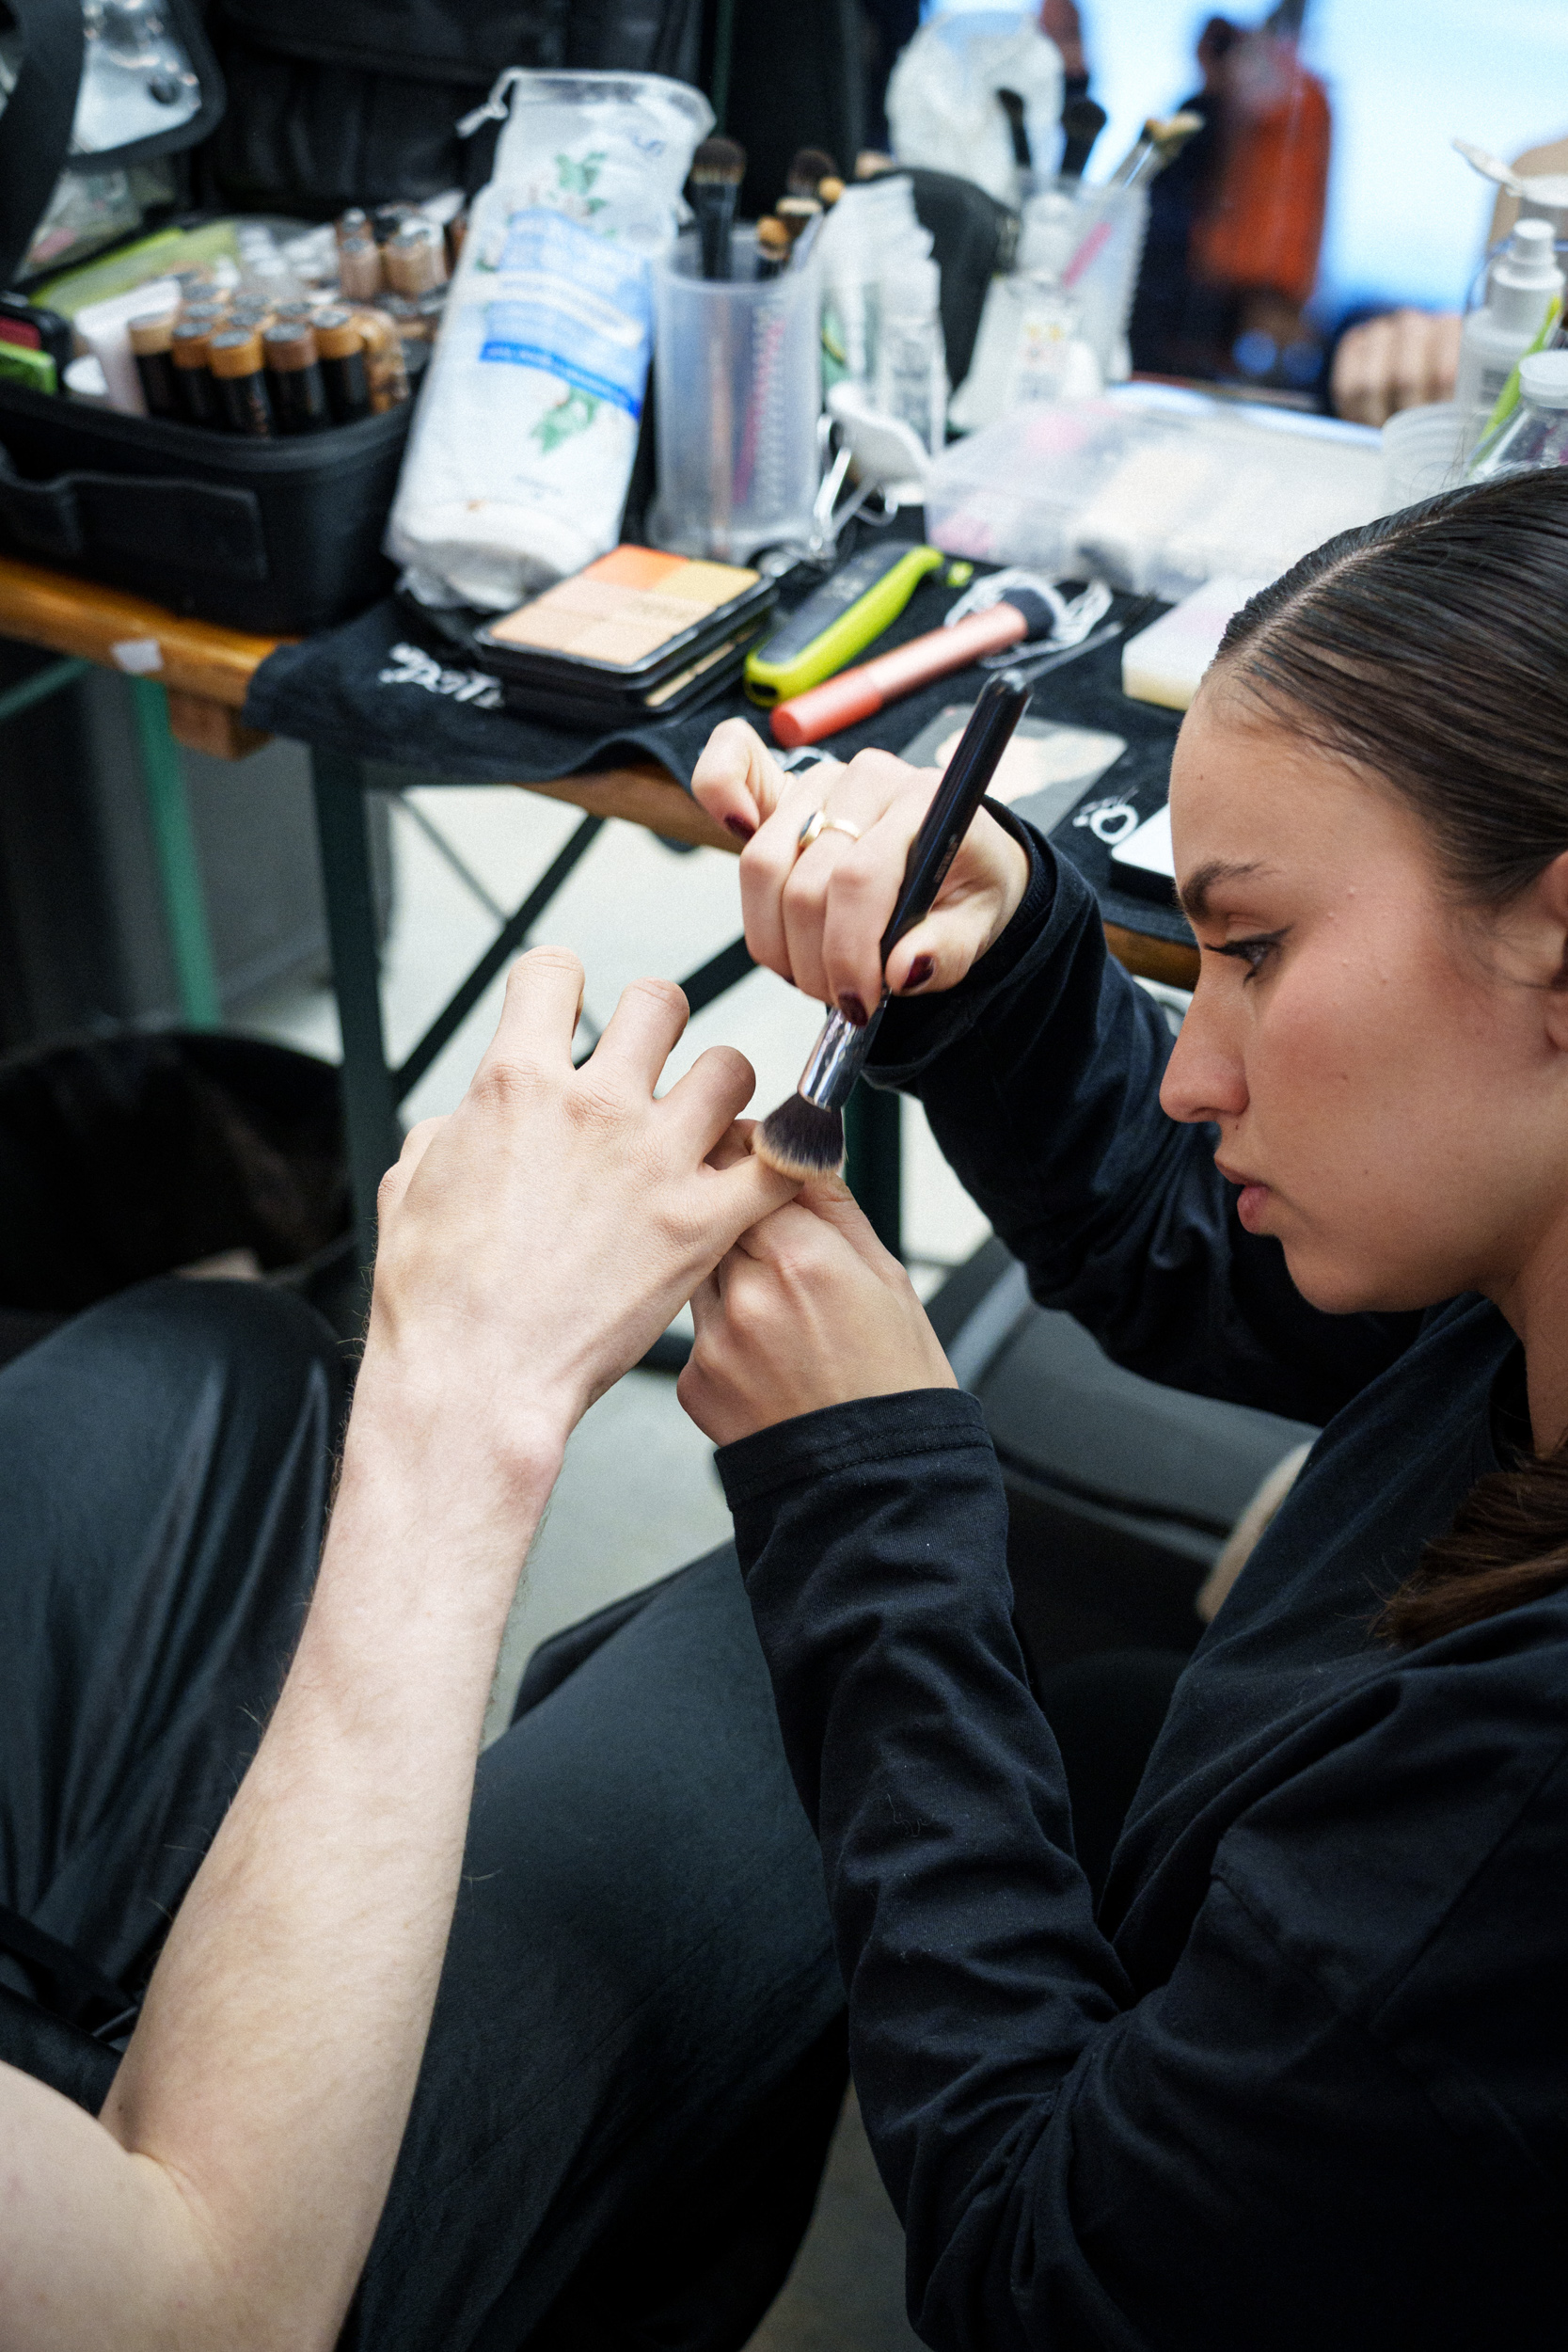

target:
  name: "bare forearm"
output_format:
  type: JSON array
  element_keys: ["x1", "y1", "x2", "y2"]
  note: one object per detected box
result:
[{"x1": 97, "y1": 1414, "x2": 557, "y2": 2346}]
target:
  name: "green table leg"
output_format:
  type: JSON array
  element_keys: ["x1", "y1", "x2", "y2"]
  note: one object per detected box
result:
[
  {"x1": 0, "y1": 655, "x2": 90, "y2": 726},
  {"x1": 128, "y1": 675, "x2": 221, "y2": 1029},
  {"x1": 844, "y1": 1081, "x2": 902, "y2": 1260}
]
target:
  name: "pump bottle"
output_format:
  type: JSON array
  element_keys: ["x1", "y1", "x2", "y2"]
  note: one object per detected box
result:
[{"x1": 1453, "y1": 217, "x2": 1564, "y2": 454}]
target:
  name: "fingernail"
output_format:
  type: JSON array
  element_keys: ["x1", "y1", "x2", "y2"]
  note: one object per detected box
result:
[
  {"x1": 724, "y1": 815, "x2": 755, "y2": 842},
  {"x1": 904, "y1": 956, "x2": 936, "y2": 991},
  {"x1": 838, "y1": 991, "x2": 869, "y2": 1028}
]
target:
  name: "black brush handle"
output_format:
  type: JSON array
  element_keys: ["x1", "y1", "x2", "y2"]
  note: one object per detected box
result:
[
  {"x1": 879, "y1": 673, "x2": 1032, "y2": 961},
  {"x1": 697, "y1": 183, "x2": 738, "y2": 280}
]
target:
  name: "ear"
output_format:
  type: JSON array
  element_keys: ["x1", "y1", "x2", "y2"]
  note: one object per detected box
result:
[{"x1": 1529, "y1": 850, "x2": 1568, "y2": 1051}]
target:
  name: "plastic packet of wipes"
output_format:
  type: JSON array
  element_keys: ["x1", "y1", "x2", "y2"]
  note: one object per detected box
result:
[{"x1": 387, "y1": 71, "x2": 713, "y2": 610}]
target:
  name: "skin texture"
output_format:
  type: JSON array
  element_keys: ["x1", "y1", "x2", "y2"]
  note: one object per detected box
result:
[
  {"x1": 691, "y1": 719, "x2": 1031, "y2": 1017},
  {"x1": 0, "y1": 949, "x2": 796, "y2": 2352},
  {"x1": 686, "y1": 693, "x2": 1568, "y2": 1460}
]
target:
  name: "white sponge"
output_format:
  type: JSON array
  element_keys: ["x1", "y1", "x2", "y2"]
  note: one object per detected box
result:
[{"x1": 1120, "y1": 574, "x2": 1269, "y2": 711}]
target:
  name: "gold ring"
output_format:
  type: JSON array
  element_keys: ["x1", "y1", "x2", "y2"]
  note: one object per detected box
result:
[{"x1": 797, "y1": 809, "x2": 863, "y2": 853}]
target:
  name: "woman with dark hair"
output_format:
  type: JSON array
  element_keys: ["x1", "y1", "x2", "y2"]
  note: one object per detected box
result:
[{"x1": 686, "y1": 468, "x2": 1568, "y2": 2348}]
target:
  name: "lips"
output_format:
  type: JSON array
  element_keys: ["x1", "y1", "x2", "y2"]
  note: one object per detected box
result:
[{"x1": 1215, "y1": 1159, "x2": 1271, "y2": 1232}]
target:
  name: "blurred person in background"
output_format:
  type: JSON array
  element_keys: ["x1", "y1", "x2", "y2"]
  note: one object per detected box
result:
[{"x1": 1129, "y1": 4, "x2": 1332, "y2": 392}]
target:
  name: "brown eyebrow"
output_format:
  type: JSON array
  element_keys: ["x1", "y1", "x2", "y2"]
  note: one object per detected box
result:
[{"x1": 1178, "y1": 859, "x2": 1270, "y2": 925}]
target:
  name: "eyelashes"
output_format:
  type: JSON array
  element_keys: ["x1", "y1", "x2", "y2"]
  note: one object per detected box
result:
[{"x1": 1212, "y1": 929, "x2": 1288, "y2": 982}]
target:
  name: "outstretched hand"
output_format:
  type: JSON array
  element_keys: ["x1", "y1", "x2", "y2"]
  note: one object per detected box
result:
[
  {"x1": 691, "y1": 719, "x2": 1030, "y2": 1018},
  {"x1": 679, "y1": 1142, "x2": 957, "y2": 1448},
  {"x1": 358, "y1": 947, "x2": 800, "y2": 1507}
]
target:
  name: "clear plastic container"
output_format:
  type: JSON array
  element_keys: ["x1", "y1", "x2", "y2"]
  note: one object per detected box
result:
[
  {"x1": 874, "y1": 254, "x2": 946, "y2": 454},
  {"x1": 1059, "y1": 180, "x2": 1148, "y2": 384},
  {"x1": 649, "y1": 229, "x2": 824, "y2": 562},
  {"x1": 1467, "y1": 349, "x2": 1568, "y2": 480},
  {"x1": 925, "y1": 389, "x2": 1385, "y2": 596},
  {"x1": 1381, "y1": 402, "x2": 1466, "y2": 510}
]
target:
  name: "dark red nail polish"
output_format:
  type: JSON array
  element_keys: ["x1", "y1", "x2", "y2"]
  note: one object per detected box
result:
[
  {"x1": 838, "y1": 991, "x2": 869, "y2": 1028},
  {"x1": 724, "y1": 814, "x2": 754, "y2": 842},
  {"x1": 905, "y1": 955, "x2": 936, "y2": 991}
]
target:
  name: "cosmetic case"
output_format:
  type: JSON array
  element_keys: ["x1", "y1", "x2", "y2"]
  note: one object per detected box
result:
[{"x1": 0, "y1": 0, "x2": 705, "y2": 632}]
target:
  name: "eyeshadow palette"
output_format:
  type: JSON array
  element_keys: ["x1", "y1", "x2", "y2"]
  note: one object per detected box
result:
[
  {"x1": 473, "y1": 547, "x2": 777, "y2": 696},
  {"x1": 490, "y1": 619, "x2": 774, "y2": 730}
]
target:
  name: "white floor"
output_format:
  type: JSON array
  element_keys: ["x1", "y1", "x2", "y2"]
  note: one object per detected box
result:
[{"x1": 240, "y1": 783, "x2": 990, "y2": 1737}]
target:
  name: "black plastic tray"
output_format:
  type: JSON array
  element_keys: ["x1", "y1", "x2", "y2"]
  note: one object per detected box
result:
[{"x1": 0, "y1": 378, "x2": 412, "y2": 633}]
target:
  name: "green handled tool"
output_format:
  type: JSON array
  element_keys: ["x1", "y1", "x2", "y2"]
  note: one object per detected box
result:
[{"x1": 743, "y1": 543, "x2": 970, "y2": 707}]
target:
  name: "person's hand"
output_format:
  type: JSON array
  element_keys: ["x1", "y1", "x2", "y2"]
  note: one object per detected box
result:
[
  {"x1": 691, "y1": 719, "x2": 1030, "y2": 1019},
  {"x1": 1330, "y1": 309, "x2": 1461, "y2": 428},
  {"x1": 679, "y1": 1153, "x2": 957, "y2": 1446},
  {"x1": 354, "y1": 948, "x2": 799, "y2": 1506}
]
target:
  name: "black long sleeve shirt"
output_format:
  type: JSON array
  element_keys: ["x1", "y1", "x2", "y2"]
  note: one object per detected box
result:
[{"x1": 717, "y1": 830, "x2": 1566, "y2": 2350}]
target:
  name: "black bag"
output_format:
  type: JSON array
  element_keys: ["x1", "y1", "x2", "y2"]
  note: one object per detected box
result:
[
  {"x1": 199, "y1": 0, "x2": 707, "y2": 217},
  {"x1": 0, "y1": 0, "x2": 705, "y2": 629}
]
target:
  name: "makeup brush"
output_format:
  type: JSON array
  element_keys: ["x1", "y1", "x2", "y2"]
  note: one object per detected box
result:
[
  {"x1": 754, "y1": 216, "x2": 791, "y2": 279},
  {"x1": 1059, "y1": 96, "x2": 1108, "y2": 181},
  {"x1": 690, "y1": 136, "x2": 747, "y2": 280},
  {"x1": 754, "y1": 674, "x2": 1032, "y2": 1179},
  {"x1": 787, "y1": 146, "x2": 839, "y2": 199},
  {"x1": 776, "y1": 195, "x2": 822, "y2": 246},
  {"x1": 996, "y1": 88, "x2": 1033, "y2": 178},
  {"x1": 769, "y1": 579, "x2": 1065, "y2": 746}
]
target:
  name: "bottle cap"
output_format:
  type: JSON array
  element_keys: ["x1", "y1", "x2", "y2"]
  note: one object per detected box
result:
[
  {"x1": 208, "y1": 327, "x2": 265, "y2": 378},
  {"x1": 312, "y1": 307, "x2": 364, "y2": 360},
  {"x1": 1518, "y1": 350, "x2": 1568, "y2": 407},
  {"x1": 385, "y1": 219, "x2": 443, "y2": 295},
  {"x1": 1495, "y1": 215, "x2": 1563, "y2": 293},
  {"x1": 128, "y1": 311, "x2": 177, "y2": 355},
  {"x1": 263, "y1": 323, "x2": 319, "y2": 371}
]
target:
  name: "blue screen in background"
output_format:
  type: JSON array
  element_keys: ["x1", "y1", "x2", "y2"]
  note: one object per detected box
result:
[{"x1": 924, "y1": 1, "x2": 1568, "y2": 320}]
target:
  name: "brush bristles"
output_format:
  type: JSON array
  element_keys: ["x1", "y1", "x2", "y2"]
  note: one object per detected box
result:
[
  {"x1": 786, "y1": 146, "x2": 838, "y2": 197},
  {"x1": 691, "y1": 136, "x2": 747, "y2": 185},
  {"x1": 753, "y1": 1092, "x2": 846, "y2": 1180}
]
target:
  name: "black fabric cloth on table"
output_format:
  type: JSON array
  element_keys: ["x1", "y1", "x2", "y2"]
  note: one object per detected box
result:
[{"x1": 241, "y1": 564, "x2": 1193, "y2": 955}]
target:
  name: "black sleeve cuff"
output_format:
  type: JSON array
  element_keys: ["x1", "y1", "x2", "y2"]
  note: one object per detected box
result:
[
  {"x1": 866, "y1": 801, "x2": 1058, "y2": 1078},
  {"x1": 717, "y1": 1387, "x2": 992, "y2": 1514}
]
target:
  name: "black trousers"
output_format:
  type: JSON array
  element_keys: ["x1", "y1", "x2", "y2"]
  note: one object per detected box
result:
[
  {"x1": 0, "y1": 1281, "x2": 847, "y2": 2352},
  {"x1": 0, "y1": 1279, "x2": 1184, "y2": 2349}
]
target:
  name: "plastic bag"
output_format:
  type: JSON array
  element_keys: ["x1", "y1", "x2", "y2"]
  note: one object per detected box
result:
[
  {"x1": 387, "y1": 71, "x2": 712, "y2": 610},
  {"x1": 886, "y1": 8, "x2": 1063, "y2": 211}
]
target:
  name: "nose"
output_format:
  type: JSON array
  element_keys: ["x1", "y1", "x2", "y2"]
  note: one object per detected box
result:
[{"x1": 1159, "y1": 984, "x2": 1249, "y2": 1127}]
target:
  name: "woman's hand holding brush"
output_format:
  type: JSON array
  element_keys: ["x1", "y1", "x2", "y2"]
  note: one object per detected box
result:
[{"x1": 692, "y1": 718, "x2": 1032, "y2": 1018}]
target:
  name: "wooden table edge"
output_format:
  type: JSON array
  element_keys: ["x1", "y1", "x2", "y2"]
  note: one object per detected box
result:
[{"x1": 0, "y1": 558, "x2": 1198, "y2": 987}]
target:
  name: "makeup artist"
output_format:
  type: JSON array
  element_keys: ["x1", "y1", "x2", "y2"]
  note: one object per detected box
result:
[{"x1": 685, "y1": 469, "x2": 1568, "y2": 2347}]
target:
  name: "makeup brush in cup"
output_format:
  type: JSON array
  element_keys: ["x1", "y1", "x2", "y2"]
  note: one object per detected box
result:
[
  {"x1": 690, "y1": 136, "x2": 747, "y2": 280},
  {"x1": 754, "y1": 674, "x2": 1033, "y2": 1179},
  {"x1": 786, "y1": 147, "x2": 839, "y2": 199}
]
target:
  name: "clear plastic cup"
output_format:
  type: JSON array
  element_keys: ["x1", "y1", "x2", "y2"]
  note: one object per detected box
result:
[
  {"x1": 1381, "y1": 402, "x2": 1466, "y2": 511},
  {"x1": 649, "y1": 230, "x2": 823, "y2": 562}
]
